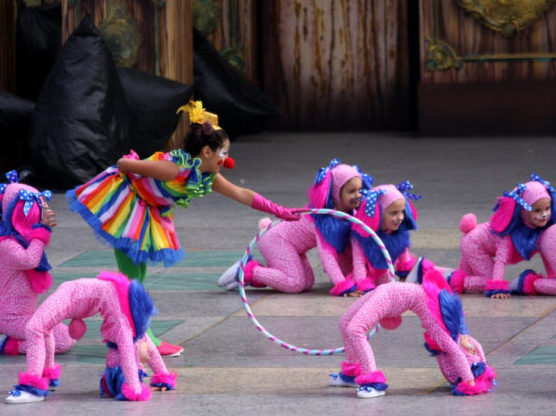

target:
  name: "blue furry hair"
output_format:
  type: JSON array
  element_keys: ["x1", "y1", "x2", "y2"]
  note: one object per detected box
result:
[
  {"x1": 438, "y1": 289, "x2": 469, "y2": 342},
  {"x1": 402, "y1": 200, "x2": 418, "y2": 231},
  {"x1": 312, "y1": 193, "x2": 352, "y2": 254},
  {"x1": 492, "y1": 202, "x2": 547, "y2": 260},
  {"x1": 128, "y1": 280, "x2": 155, "y2": 341},
  {"x1": 101, "y1": 366, "x2": 147, "y2": 399},
  {"x1": 354, "y1": 228, "x2": 410, "y2": 269}
]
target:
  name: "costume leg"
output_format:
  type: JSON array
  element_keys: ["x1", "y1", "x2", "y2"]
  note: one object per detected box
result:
[
  {"x1": 17, "y1": 323, "x2": 75, "y2": 354},
  {"x1": 533, "y1": 277, "x2": 556, "y2": 295},
  {"x1": 114, "y1": 249, "x2": 161, "y2": 346},
  {"x1": 300, "y1": 254, "x2": 315, "y2": 291},
  {"x1": 458, "y1": 253, "x2": 492, "y2": 293},
  {"x1": 253, "y1": 239, "x2": 310, "y2": 293},
  {"x1": 539, "y1": 224, "x2": 556, "y2": 277}
]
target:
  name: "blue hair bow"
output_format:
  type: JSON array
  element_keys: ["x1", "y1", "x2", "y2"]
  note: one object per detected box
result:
[
  {"x1": 361, "y1": 188, "x2": 386, "y2": 217},
  {"x1": 18, "y1": 189, "x2": 52, "y2": 216},
  {"x1": 353, "y1": 165, "x2": 374, "y2": 189},
  {"x1": 531, "y1": 173, "x2": 555, "y2": 195},
  {"x1": 504, "y1": 183, "x2": 532, "y2": 212},
  {"x1": 0, "y1": 170, "x2": 20, "y2": 195},
  {"x1": 314, "y1": 158, "x2": 341, "y2": 185},
  {"x1": 397, "y1": 180, "x2": 422, "y2": 201}
]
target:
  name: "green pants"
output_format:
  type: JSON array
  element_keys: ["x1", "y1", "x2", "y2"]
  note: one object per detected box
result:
[{"x1": 114, "y1": 249, "x2": 160, "y2": 346}]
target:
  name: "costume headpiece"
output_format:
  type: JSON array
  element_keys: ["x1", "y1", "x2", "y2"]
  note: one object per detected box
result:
[
  {"x1": 491, "y1": 174, "x2": 553, "y2": 233},
  {"x1": 176, "y1": 100, "x2": 221, "y2": 130},
  {"x1": 308, "y1": 159, "x2": 366, "y2": 208}
]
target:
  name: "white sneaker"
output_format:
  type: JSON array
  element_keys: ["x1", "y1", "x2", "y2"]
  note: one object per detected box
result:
[
  {"x1": 218, "y1": 260, "x2": 241, "y2": 288},
  {"x1": 356, "y1": 386, "x2": 386, "y2": 399},
  {"x1": 5, "y1": 390, "x2": 45, "y2": 404},
  {"x1": 329, "y1": 373, "x2": 358, "y2": 387},
  {"x1": 404, "y1": 257, "x2": 423, "y2": 283}
]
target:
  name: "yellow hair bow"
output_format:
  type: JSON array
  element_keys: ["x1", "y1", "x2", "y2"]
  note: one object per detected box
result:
[{"x1": 176, "y1": 100, "x2": 221, "y2": 130}]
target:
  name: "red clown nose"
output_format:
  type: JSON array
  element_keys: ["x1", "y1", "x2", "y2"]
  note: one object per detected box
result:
[{"x1": 223, "y1": 157, "x2": 235, "y2": 169}]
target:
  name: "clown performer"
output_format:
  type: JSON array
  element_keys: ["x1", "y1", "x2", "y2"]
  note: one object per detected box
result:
[
  {"x1": 5, "y1": 271, "x2": 177, "y2": 404},
  {"x1": 451, "y1": 174, "x2": 555, "y2": 299},
  {"x1": 66, "y1": 101, "x2": 300, "y2": 356},
  {"x1": 328, "y1": 270, "x2": 496, "y2": 398},
  {"x1": 218, "y1": 159, "x2": 372, "y2": 296},
  {"x1": 0, "y1": 171, "x2": 76, "y2": 355}
]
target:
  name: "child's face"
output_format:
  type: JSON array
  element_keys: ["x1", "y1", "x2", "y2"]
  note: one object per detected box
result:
[
  {"x1": 336, "y1": 177, "x2": 362, "y2": 212},
  {"x1": 200, "y1": 139, "x2": 231, "y2": 173},
  {"x1": 380, "y1": 198, "x2": 406, "y2": 232},
  {"x1": 526, "y1": 197, "x2": 551, "y2": 228}
]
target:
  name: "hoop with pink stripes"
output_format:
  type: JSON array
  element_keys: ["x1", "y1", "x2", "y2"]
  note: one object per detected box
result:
[{"x1": 237, "y1": 208, "x2": 396, "y2": 355}]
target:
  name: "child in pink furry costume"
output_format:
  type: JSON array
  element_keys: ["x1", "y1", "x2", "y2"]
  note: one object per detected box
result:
[
  {"x1": 5, "y1": 271, "x2": 177, "y2": 404},
  {"x1": 219, "y1": 159, "x2": 371, "y2": 296},
  {"x1": 452, "y1": 174, "x2": 555, "y2": 299},
  {"x1": 0, "y1": 171, "x2": 76, "y2": 355},
  {"x1": 350, "y1": 181, "x2": 445, "y2": 291},
  {"x1": 329, "y1": 270, "x2": 496, "y2": 399}
]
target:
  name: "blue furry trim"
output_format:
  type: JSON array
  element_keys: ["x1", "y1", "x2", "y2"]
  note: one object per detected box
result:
[
  {"x1": 312, "y1": 212, "x2": 352, "y2": 254},
  {"x1": 395, "y1": 270, "x2": 409, "y2": 278},
  {"x1": 353, "y1": 229, "x2": 410, "y2": 269},
  {"x1": 450, "y1": 383, "x2": 467, "y2": 396},
  {"x1": 129, "y1": 280, "x2": 155, "y2": 341},
  {"x1": 424, "y1": 342, "x2": 440, "y2": 356},
  {"x1": 491, "y1": 203, "x2": 546, "y2": 260},
  {"x1": 150, "y1": 382, "x2": 176, "y2": 391},
  {"x1": 438, "y1": 289, "x2": 468, "y2": 341},
  {"x1": 515, "y1": 269, "x2": 536, "y2": 294},
  {"x1": 485, "y1": 289, "x2": 511, "y2": 298},
  {"x1": 49, "y1": 379, "x2": 60, "y2": 388},
  {"x1": 100, "y1": 366, "x2": 148, "y2": 399},
  {"x1": 338, "y1": 373, "x2": 356, "y2": 384},
  {"x1": 13, "y1": 384, "x2": 50, "y2": 397},
  {"x1": 66, "y1": 190, "x2": 185, "y2": 267},
  {"x1": 360, "y1": 382, "x2": 388, "y2": 391},
  {"x1": 471, "y1": 362, "x2": 486, "y2": 379}
]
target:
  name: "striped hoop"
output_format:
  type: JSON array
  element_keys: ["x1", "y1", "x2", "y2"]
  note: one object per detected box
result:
[{"x1": 237, "y1": 208, "x2": 396, "y2": 355}]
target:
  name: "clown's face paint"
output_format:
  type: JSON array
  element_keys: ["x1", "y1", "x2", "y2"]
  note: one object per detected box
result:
[
  {"x1": 526, "y1": 197, "x2": 551, "y2": 228},
  {"x1": 335, "y1": 176, "x2": 362, "y2": 212},
  {"x1": 201, "y1": 139, "x2": 231, "y2": 173},
  {"x1": 381, "y1": 198, "x2": 405, "y2": 233}
]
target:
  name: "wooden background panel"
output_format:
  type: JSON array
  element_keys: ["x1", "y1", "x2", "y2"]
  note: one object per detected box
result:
[
  {"x1": 421, "y1": 0, "x2": 556, "y2": 84},
  {"x1": 262, "y1": 0, "x2": 410, "y2": 130},
  {"x1": 204, "y1": 0, "x2": 259, "y2": 82}
]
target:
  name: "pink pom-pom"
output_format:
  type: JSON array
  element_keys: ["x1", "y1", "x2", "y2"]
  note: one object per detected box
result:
[
  {"x1": 26, "y1": 227, "x2": 52, "y2": 245},
  {"x1": 379, "y1": 316, "x2": 402, "y2": 330},
  {"x1": 485, "y1": 280, "x2": 509, "y2": 292},
  {"x1": 68, "y1": 318, "x2": 87, "y2": 340},
  {"x1": 459, "y1": 213, "x2": 477, "y2": 234},
  {"x1": 121, "y1": 382, "x2": 152, "y2": 401},
  {"x1": 258, "y1": 217, "x2": 272, "y2": 230},
  {"x1": 356, "y1": 278, "x2": 375, "y2": 292}
]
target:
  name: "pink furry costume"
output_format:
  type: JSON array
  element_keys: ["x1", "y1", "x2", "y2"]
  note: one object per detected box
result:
[
  {"x1": 331, "y1": 270, "x2": 496, "y2": 398},
  {"x1": 452, "y1": 174, "x2": 556, "y2": 297},
  {"x1": 219, "y1": 159, "x2": 372, "y2": 296},
  {"x1": 0, "y1": 171, "x2": 75, "y2": 355},
  {"x1": 350, "y1": 182, "x2": 438, "y2": 290},
  {"x1": 6, "y1": 271, "x2": 176, "y2": 403}
]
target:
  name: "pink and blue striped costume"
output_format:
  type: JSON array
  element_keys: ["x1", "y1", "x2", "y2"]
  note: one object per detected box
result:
[
  {"x1": 11, "y1": 272, "x2": 175, "y2": 401},
  {"x1": 0, "y1": 176, "x2": 75, "y2": 355},
  {"x1": 452, "y1": 175, "x2": 556, "y2": 297},
  {"x1": 242, "y1": 160, "x2": 370, "y2": 296},
  {"x1": 337, "y1": 271, "x2": 496, "y2": 395}
]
